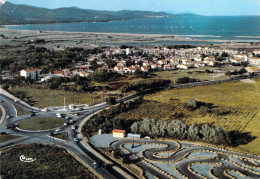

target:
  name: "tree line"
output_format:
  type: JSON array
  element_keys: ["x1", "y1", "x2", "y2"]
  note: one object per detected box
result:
[
  {"x1": 131, "y1": 118, "x2": 232, "y2": 146},
  {"x1": 120, "y1": 79, "x2": 171, "y2": 93}
]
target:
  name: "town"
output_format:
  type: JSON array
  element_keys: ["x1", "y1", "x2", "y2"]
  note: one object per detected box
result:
[{"x1": 16, "y1": 45, "x2": 260, "y2": 81}]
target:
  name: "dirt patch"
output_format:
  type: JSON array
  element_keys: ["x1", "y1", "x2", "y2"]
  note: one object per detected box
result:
[{"x1": 241, "y1": 79, "x2": 256, "y2": 83}]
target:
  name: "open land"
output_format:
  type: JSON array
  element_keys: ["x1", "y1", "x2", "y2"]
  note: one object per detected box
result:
[
  {"x1": 0, "y1": 144, "x2": 94, "y2": 178},
  {"x1": 112, "y1": 78, "x2": 260, "y2": 155},
  {"x1": 18, "y1": 117, "x2": 64, "y2": 131},
  {"x1": 0, "y1": 134, "x2": 20, "y2": 143},
  {"x1": 10, "y1": 87, "x2": 104, "y2": 108}
]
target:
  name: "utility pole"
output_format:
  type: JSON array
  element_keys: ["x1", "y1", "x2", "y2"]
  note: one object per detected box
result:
[
  {"x1": 64, "y1": 97, "x2": 66, "y2": 110},
  {"x1": 92, "y1": 97, "x2": 95, "y2": 115}
]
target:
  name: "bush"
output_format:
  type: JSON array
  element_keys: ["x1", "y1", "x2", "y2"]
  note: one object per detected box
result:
[
  {"x1": 106, "y1": 97, "x2": 117, "y2": 106},
  {"x1": 120, "y1": 79, "x2": 171, "y2": 93},
  {"x1": 176, "y1": 77, "x2": 200, "y2": 84},
  {"x1": 130, "y1": 118, "x2": 233, "y2": 146}
]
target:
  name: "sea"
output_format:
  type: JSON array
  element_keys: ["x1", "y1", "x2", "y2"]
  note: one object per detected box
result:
[{"x1": 6, "y1": 16, "x2": 260, "y2": 43}]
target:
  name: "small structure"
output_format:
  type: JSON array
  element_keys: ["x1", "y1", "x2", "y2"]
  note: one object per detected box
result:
[
  {"x1": 112, "y1": 129, "x2": 125, "y2": 138},
  {"x1": 98, "y1": 129, "x2": 102, "y2": 135},
  {"x1": 127, "y1": 133, "x2": 141, "y2": 139}
]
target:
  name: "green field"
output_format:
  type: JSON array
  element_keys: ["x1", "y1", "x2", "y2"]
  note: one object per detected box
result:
[
  {"x1": 114, "y1": 78, "x2": 260, "y2": 155},
  {"x1": 54, "y1": 132, "x2": 68, "y2": 141},
  {"x1": 13, "y1": 104, "x2": 31, "y2": 116},
  {"x1": 142, "y1": 78, "x2": 260, "y2": 155},
  {"x1": 10, "y1": 87, "x2": 104, "y2": 108},
  {"x1": 18, "y1": 117, "x2": 64, "y2": 131},
  {"x1": 0, "y1": 144, "x2": 94, "y2": 178},
  {"x1": 0, "y1": 134, "x2": 20, "y2": 143}
]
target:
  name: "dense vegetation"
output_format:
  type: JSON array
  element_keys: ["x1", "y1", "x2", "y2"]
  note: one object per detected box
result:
[
  {"x1": 0, "y1": 144, "x2": 94, "y2": 178},
  {"x1": 131, "y1": 118, "x2": 231, "y2": 145},
  {"x1": 0, "y1": 46, "x2": 103, "y2": 73},
  {"x1": 176, "y1": 76, "x2": 200, "y2": 84},
  {"x1": 120, "y1": 79, "x2": 171, "y2": 93},
  {"x1": 82, "y1": 98, "x2": 143, "y2": 136}
]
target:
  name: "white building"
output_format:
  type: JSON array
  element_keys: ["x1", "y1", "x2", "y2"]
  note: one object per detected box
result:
[
  {"x1": 249, "y1": 57, "x2": 260, "y2": 66},
  {"x1": 20, "y1": 68, "x2": 41, "y2": 80}
]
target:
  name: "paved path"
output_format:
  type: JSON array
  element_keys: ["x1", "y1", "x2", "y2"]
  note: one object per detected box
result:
[{"x1": 111, "y1": 139, "x2": 260, "y2": 178}]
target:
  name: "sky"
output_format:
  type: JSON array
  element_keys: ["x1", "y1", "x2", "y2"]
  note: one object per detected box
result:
[{"x1": 6, "y1": 0, "x2": 260, "y2": 16}]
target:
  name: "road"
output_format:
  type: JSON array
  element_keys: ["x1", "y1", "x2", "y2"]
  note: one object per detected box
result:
[
  {"x1": 1, "y1": 74, "x2": 260, "y2": 178},
  {"x1": 0, "y1": 91, "x2": 138, "y2": 179}
]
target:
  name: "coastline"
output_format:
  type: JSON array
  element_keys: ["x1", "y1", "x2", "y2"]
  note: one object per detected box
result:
[
  {"x1": 1, "y1": 28, "x2": 259, "y2": 50},
  {"x1": 0, "y1": 27, "x2": 230, "y2": 44}
]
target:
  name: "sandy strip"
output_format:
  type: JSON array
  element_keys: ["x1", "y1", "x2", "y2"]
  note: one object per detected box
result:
[{"x1": 241, "y1": 79, "x2": 256, "y2": 83}]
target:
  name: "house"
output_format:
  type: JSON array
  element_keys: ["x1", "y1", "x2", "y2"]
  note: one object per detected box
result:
[
  {"x1": 151, "y1": 64, "x2": 158, "y2": 69},
  {"x1": 52, "y1": 71, "x2": 63, "y2": 77},
  {"x1": 245, "y1": 67, "x2": 260, "y2": 73},
  {"x1": 20, "y1": 68, "x2": 41, "y2": 80},
  {"x1": 249, "y1": 57, "x2": 260, "y2": 66},
  {"x1": 194, "y1": 57, "x2": 202, "y2": 62},
  {"x1": 158, "y1": 60, "x2": 167, "y2": 65},
  {"x1": 80, "y1": 71, "x2": 89, "y2": 77},
  {"x1": 117, "y1": 62, "x2": 126, "y2": 67},
  {"x1": 236, "y1": 54, "x2": 247, "y2": 61},
  {"x1": 203, "y1": 58, "x2": 210, "y2": 64},
  {"x1": 114, "y1": 66, "x2": 124, "y2": 73},
  {"x1": 112, "y1": 129, "x2": 125, "y2": 138},
  {"x1": 141, "y1": 66, "x2": 149, "y2": 72},
  {"x1": 231, "y1": 58, "x2": 242, "y2": 64},
  {"x1": 208, "y1": 60, "x2": 216, "y2": 66},
  {"x1": 163, "y1": 65, "x2": 175, "y2": 70},
  {"x1": 128, "y1": 67, "x2": 136, "y2": 73},
  {"x1": 194, "y1": 62, "x2": 205, "y2": 68},
  {"x1": 208, "y1": 56, "x2": 216, "y2": 61},
  {"x1": 182, "y1": 60, "x2": 194, "y2": 67},
  {"x1": 177, "y1": 64, "x2": 189, "y2": 70},
  {"x1": 170, "y1": 59, "x2": 179, "y2": 64}
]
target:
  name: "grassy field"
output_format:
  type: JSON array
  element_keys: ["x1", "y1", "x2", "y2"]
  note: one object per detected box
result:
[
  {"x1": 18, "y1": 117, "x2": 64, "y2": 131},
  {"x1": 117, "y1": 78, "x2": 260, "y2": 155},
  {"x1": 13, "y1": 104, "x2": 31, "y2": 116},
  {"x1": 0, "y1": 134, "x2": 20, "y2": 143},
  {"x1": 54, "y1": 132, "x2": 68, "y2": 141},
  {"x1": 10, "y1": 86, "x2": 104, "y2": 108},
  {"x1": 144, "y1": 78, "x2": 260, "y2": 155},
  {"x1": 0, "y1": 143, "x2": 94, "y2": 178},
  {"x1": 119, "y1": 66, "x2": 240, "y2": 85}
]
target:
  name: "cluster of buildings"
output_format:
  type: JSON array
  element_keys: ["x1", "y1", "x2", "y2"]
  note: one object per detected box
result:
[{"x1": 19, "y1": 47, "x2": 260, "y2": 80}]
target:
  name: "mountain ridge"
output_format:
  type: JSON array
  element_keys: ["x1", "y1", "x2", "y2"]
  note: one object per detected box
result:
[{"x1": 0, "y1": 2, "x2": 199, "y2": 25}]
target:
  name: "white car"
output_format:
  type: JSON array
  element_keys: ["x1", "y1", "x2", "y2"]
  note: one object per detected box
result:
[
  {"x1": 43, "y1": 108, "x2": 50, "y2": 112},
  {"x1": 55, "y1": 128, "x2": 62, "y2": 132}
]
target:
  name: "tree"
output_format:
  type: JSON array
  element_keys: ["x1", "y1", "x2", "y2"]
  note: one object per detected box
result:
[
  {"x1": 187, "y1": 124, "x2": 201, "y2": 141},
  {"x1": 187, "y1": 98, "x2": 198, "y2": 110},
  {"x1": 90, "y1": 59, "x2": 99, "y2": 70},
  {"x1": 225, "y1": 71, "x2": 232, "y2": 77},
  {"x1": 106, "y1": 97, "x2": 117, "y2": 106},
  {"x1": 131, "y1": 122, "x2": 140, "y2": 133}
]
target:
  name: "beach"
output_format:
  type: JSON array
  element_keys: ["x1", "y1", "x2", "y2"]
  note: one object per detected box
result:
[{"x1": 0, "y1": 28, "x2": 259, "y2": 50}]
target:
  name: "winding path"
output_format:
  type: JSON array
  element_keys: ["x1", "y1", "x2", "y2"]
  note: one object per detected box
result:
[{"x1": 110, "y1": 139, "x2": 260, "y2": 178}]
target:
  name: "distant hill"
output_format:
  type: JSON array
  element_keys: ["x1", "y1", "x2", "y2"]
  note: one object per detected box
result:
[{"x1": 0, "y1": 2, "x2": 173, "y2": 25}]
